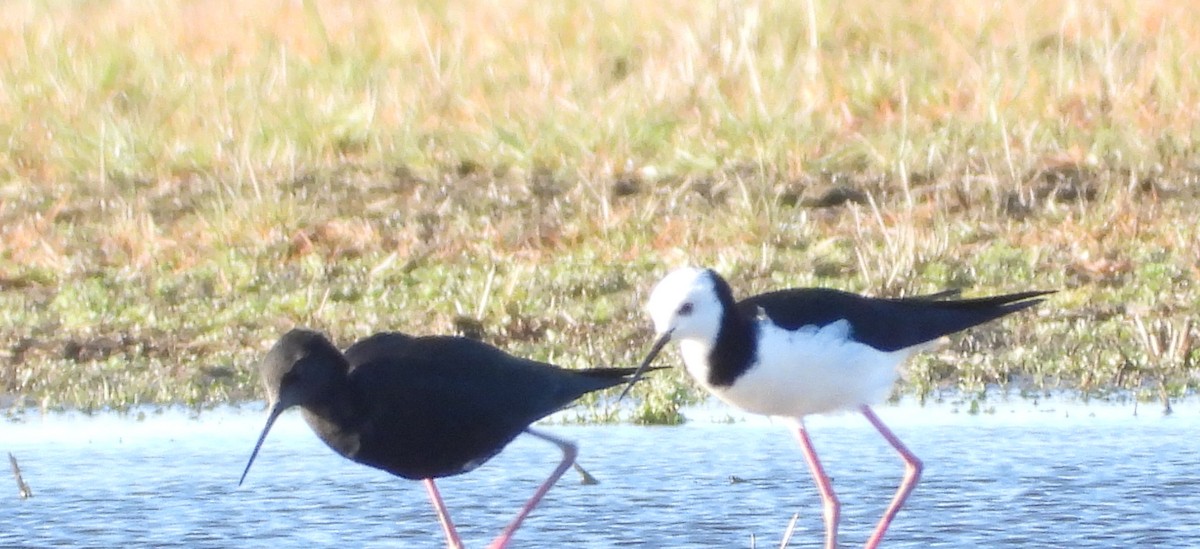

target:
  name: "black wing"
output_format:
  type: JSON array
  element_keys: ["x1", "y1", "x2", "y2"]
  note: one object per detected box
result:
[
  {"x1": 738, "y1": 288, "x2": 1052, "y2": 352},
  {"x1": 344, "y1": 331, "x2": 417, "y2": 370},
  {"x1": 346, "y1": 334, "x2": 628, "y2": 479}
]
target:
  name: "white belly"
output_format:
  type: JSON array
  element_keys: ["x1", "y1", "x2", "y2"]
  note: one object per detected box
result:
[{"x1": 680, "y1": 320, "x2": 911, "y2": 419}]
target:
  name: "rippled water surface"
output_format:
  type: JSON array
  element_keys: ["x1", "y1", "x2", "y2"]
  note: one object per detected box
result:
[{"x1": 3, "y1": 400, "x2": 1199, "y2": 548}]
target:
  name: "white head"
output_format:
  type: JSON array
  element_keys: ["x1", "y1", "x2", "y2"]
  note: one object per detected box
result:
[
  {"x1": 617, "y1": 267, "x2": 733, "y2": 400},
  {"x1": 645, "y1": 267, "x2": 727, "y2": 344}
]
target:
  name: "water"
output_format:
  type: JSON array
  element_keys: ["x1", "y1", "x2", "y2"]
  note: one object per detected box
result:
[{"x1": 3, "y1": 400, "x2": 1199, "y2": 548}]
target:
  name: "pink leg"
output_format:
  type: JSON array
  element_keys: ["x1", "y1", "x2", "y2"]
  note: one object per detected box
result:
[
  {"x1": 860, "y1": 406, "x2": 923, "y2": 549},
  {"x1": 794, "y1": 422, "x2": 840, "y2": 549},
  {"x1": 424, "y1": 479, "x2": 465, "y2": 549},
  {"x1": 487, "y1": 428, "x2": 577, "y2": 549}
]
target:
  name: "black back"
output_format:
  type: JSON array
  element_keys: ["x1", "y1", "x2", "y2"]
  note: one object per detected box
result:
[
  {"x1": 321, "y1": 333, "x2": 635, "y2": 480},
  {"x1": 737, "y1": 287, "x2": 1052, "y2": 352}
]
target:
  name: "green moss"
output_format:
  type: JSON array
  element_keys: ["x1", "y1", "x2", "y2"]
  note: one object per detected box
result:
[{"x1": 2, "y1": 1, "x2": 1199, "y2": 420}]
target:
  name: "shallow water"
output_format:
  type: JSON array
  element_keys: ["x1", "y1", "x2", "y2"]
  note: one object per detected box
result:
[{"x1": 3, "y1": 400, "x2": 1199, "y2": 548}]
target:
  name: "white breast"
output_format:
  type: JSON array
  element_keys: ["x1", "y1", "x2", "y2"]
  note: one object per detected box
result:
[{"x1": 680, "y1": 319, "x2": 912, "y2": 419}]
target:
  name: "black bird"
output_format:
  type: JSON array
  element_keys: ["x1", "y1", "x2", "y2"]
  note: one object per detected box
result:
[
  {"x1": 241, "y1": 328, "x2": 655, "y2": 549},
  {"x1": 620, "y1": 267, "x2": 1052, "y2": 549}
]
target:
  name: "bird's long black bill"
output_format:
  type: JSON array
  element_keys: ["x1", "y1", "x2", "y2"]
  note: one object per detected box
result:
[
  {"x1": 239, "y1": 403, "x2": 285, "y2": 486},
  {"x1": 617, "y1": 330, "x2": 673, "y2": 402}
]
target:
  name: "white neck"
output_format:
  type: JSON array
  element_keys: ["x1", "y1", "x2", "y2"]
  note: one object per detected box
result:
[{"x1": 678, "y1": 337, "x2": 716, "y2": 389}]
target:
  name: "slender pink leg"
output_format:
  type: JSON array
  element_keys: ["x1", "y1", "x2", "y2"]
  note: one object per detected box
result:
[
  {"x1": 487, "y1": 428, "x2": 577, "y2": 549},
  {"x1": 794, "y1": 422, "x2": 840, "y2": 549},
  {"x1": 424, "y1": 479, "x2": 465, "y2": 549},
  {"x1": 860, "y1": 405, "x2": 923, "y2": 549}
]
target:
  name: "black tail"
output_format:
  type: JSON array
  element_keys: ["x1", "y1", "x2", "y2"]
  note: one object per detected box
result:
[
  {"x1": 553, "y1": 366, "x2": 669, "y2": 410},
  {"x1": 575, "y1": 365, "x2": 669, "y2": 380},
  {"x1": 562, "y1": 365, "x2": 670, "y2": 397},
  {"x1": 905, "y1": 288, "x2": 963, "y2": 301},
  {"x1": 897, "y1": 290, "x2": 1054, "y2": 308},
  {"x1": 883, "y1": 290, "x2": 1054, "y2": 350}
]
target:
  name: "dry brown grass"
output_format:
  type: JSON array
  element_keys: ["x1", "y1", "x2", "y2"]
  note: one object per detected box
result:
[{"x1": 1, "y1": 0, "x2": 1196, "y2": 415}]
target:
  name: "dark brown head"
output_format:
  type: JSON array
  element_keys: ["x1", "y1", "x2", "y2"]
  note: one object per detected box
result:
[{"x1": 239, "y1": 328, "x2": 348, "y2": 486}]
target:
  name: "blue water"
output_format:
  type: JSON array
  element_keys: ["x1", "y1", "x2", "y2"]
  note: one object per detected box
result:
[{"x1": 2, "y1": 399, "x2": 1199, "y2": 548}]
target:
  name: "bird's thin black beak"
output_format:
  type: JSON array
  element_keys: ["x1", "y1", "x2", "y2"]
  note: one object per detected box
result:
[
  {"x1": 617, "y1": 330, "x2": 673, "y2": 401},
  {"x1": 239, "y1": 402, "x2": 285, "y2": 486}
]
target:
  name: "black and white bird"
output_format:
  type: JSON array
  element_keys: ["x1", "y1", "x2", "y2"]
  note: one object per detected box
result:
[
  {"x1": 620, "y1": 267, "x2": 1051, "y2": 549},
  {"x1": 240, "y1": 328, "x2": 656, "y2": 549}
]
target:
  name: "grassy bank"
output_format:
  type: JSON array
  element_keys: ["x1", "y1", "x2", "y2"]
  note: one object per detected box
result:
[{"x1": 1, "y1": 0, "x2": 1196, "y2": 421}]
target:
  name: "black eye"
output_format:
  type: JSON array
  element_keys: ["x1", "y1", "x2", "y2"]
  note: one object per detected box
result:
[{"x1": 678, "y1": 302, "x2": 694, "y2": 316}]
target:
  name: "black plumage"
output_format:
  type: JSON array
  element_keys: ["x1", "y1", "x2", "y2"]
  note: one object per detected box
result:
[
  {"x1": 620, "y1": 266, "x2": 1054, "y2": 549},
  {"x1": 738, "y1": 286, "x2": 1053, "y2": 352},
  {"x1": 694, "y1": 270, "x2": 1050, "y2": 387},
  {"x1": 240, "y1": 327, "x2": 655, "y2": 548},
  {"x1": 243, "y1": 328, "x2": 643, "y2": 481}
]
